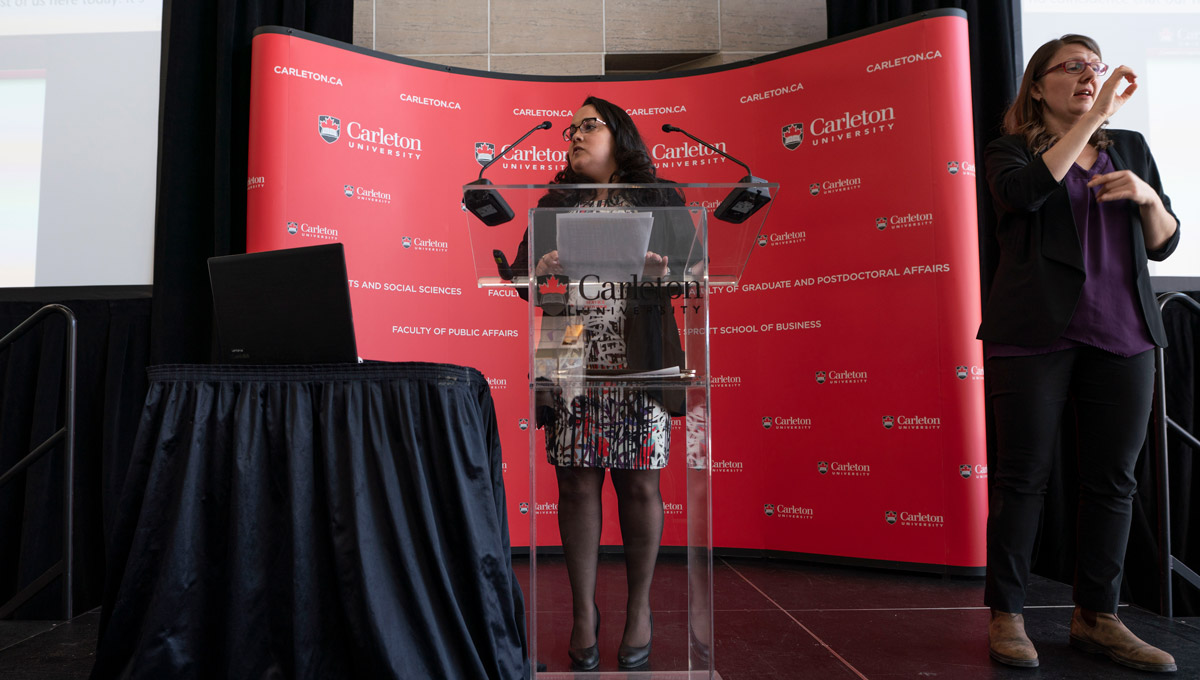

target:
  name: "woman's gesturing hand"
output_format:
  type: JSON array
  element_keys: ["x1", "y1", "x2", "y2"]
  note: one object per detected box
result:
[
  {"x1": 1088, "y1": 165, "x2": 1176, "y2": 251},
  {"x1": 1091, "y1": 64, "x2": 1138, "y2": 121},
  {"x1": 1087, "y1": 170, "x2": 1161, "y2": 207}
]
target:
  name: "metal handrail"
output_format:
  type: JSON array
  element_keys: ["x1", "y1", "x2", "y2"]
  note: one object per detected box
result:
[
  {"x1": 0, "y1": 304, "x2": 77, "y2": 620},
  {"x1": 1153, "y1": 292, "x2": 1200, "y2": 618}
]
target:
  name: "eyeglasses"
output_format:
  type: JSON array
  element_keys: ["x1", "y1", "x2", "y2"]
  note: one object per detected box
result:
[
  {"x1": 1037, "y1": 60, "x2": 1108, "y2": 79},
  {"x1": 562, "y1": 117, "x2": 608, "y2": 142}
]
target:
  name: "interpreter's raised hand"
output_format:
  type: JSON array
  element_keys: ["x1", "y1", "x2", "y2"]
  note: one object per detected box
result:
[
  {"x1": 536, "y1": 250, "x2": 562, "y2": 276},
  {"x1": 643, "y1": 252, "x2": 669, "y2": 278},
  {"x1": 1091, "y1": 64, "x2": 1138, "y2": 121},
  {"x1": 1087, "y1": 169, "x2": 1161, "y2": 207}
]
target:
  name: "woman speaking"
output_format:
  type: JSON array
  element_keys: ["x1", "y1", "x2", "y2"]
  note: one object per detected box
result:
[
  {"x1": 981, "y1": 35, "x2": 1179, "y2": 672},
  {"x1": 513, "y1": 96, "x2": 695, "y2": 671}
]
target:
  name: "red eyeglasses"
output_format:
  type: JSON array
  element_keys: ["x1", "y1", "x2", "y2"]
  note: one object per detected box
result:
[{"x1": 1037, "y1": 60, "x2": 1108, "y2": 79}]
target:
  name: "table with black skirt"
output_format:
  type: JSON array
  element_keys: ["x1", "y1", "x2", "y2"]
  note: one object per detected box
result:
[{"x1": 89, "y1": 362, "x2": 529, "y2": 680}]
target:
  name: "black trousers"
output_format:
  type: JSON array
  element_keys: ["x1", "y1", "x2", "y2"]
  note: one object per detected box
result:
[{"x1": 984, "y1": 346, "x2": 1156, "y2": 613}]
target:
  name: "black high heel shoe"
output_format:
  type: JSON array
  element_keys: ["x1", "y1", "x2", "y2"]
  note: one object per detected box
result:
[
  {"x1": 568, "y1": 603, "x2": 601, "y2": 671},
  {"x1": 617, "y1": 613, "x2": 653, "y2": 670}
]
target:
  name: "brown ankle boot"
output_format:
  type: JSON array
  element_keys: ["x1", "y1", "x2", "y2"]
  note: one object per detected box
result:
[
  {"x1": 989, "y1": 610, "x2": 1039, "y2": 668},
  {"x1": 1069, "y1": 606, "x2": 1177, "y2": 672}
]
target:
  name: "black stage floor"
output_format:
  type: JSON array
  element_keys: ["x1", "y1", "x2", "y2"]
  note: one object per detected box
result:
[{"x1": 1, "y1": 556, "x2": 1197, "y2": 679}]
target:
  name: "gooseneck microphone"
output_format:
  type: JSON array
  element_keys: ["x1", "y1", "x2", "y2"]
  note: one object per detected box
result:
[
  {"x1": 661, "y1": 123, "x2": 772, "y2": 224},
  {"x1": 661, "y1": 123, "x2": 755, "y2": 176},
  {"x1": 464, "y1": 121, "x2": 552, "y2": 226},
  {"x1": 478, "y1": 121, "x2": 551, "y2": 180}
]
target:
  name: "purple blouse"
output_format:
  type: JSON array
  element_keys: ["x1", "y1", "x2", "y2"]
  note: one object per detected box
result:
[{"x1": 987, "y1": 151, "x2": 1156, "y2": 359}]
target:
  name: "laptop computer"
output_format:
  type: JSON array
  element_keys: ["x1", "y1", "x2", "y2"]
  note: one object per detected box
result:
[{"x1": 208, "y1": 243, "x2": 358, "y2": 364}]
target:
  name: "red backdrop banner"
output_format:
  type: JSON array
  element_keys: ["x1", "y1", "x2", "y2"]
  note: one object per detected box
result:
[{"x1": 247, "y1": 13, "x2": 986, "y2": 569}]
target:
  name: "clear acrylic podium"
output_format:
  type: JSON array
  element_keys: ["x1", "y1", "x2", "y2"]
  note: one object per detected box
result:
[{"x1": 464, "y1": 182, "x2": 776, "y2": 679}]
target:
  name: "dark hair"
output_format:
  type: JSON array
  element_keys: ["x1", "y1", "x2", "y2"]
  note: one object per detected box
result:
[
  {"x1": 540, "y1": 96, "x2": 667, "y2": 207},
  {"x1": 1004, "y1": 34, "x2": 1110, "y2": 153}
]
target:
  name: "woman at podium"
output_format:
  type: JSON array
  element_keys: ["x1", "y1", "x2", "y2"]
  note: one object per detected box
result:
[
  {"x1": 980, "y1": 34, "x2": 1179, "y2": 672},
  {"x1": 512, "y1": 96, "x2": 694, "y2": 671}
]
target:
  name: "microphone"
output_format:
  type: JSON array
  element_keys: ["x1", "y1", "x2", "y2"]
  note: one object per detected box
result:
[
  {"x1": 464, "y1": 121, "x2": 553, "y2": 226},
  {"x1": 492, "y1": 249, "x2": 514, "y2": 281},
  {"x1": 661, "y1": 123, "x2": 772, "y2": 224}
]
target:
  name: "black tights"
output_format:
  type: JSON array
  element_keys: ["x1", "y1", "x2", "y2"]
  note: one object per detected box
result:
[{"x1": 556, "y1": 467, "x2": 663, "y2": 649}]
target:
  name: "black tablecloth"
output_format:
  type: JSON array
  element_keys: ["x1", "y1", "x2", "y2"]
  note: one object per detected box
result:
[{"x1": 89, "y1": 362, "x2": 529, "y2": 680}]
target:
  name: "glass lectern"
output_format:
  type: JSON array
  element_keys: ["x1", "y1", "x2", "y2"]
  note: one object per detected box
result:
[{"x1": 463, "y1": 182, "x2": 776, "y2": 679}]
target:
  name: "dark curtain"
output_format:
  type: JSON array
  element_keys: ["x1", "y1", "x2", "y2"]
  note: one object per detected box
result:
[
  {"x1": 150, "y1": 0, "x2": 353, "y2": 365},
  {"x1": 0, "y1": 298, "x2": 152, "y2": 619},
  {"x1": 1126, "y1": 297, "x2": 1200, "y2": 616},
  {"x1": 3, "y1": 0, "x2": 353, "y2": 620},
  {"x1": 90, "y1": 362, "x2": 529, "y2": 680}
]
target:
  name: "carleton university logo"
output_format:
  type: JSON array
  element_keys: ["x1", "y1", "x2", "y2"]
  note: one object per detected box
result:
[
  {"x1": 809, "y1": 183, "x2": 820, "y2": 196},
  {"x1": 960, "y1": 464, "x2": 972, "y2": 479},
  {"x1": 519, "y1": 502, "x2": 530, "y2": 514},
  {"x1": 817, "y1": 461, "x2": 828, "y2": 475},
  {"x1": 882, "y1": 415, "x2": 895, "y2": 430},
  {"x1": 781, "y1": 123, "x2": 804, "y2": 150},
  {"x1": 885, "y1": 510, "x2": 898, "y2": 525},
  {"x1": 956, "y1": 365, "x2": 969, "y2": 380},
  {"x1": 318, "y1": 115, "x2": 341, "y2": 143},
  {"x1": 518, "y1": 418, "x2": 529, "y2": 431},
  {"x1": 286, "y1": 221, "x2": 298, "y2": 235},
  {"x1": 876, "y1": 217, "x2": 888, "y2": 231},
  {"x1": 402, "y1": 236, "x2": 412, "y2": 249},
  {"x1": 815, "y1": 371, "x2": 826, "y2": 384},
  {"x1": 757, "y1": 236, "x2": 768, "y2": 247},
  {"x1": 763, "y1": 504, "x2": 775, "y2": 517},
  {"x1": 947, "y1": 161, "x2": 960, "y2": 175},
  {"x1": 761, "y1": 417, "x2": 772, "y2": 429},
  {"x1": 475, "y1": 142, "x2": 496, "y2": 166},
  {"x1": 536, "y1": 274, "x2": 569, "y2": 316},
  {"x1": 344, "y1": 184, "x2": 354, "y2": 198}
]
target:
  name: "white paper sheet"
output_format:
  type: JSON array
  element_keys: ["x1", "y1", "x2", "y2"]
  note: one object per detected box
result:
[{"x1": 555, "y1": 211, "x2": 653, "y2": 281}]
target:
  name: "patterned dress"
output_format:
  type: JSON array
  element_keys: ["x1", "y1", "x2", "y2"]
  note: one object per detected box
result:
[{"x1": 544, "y1": 199, "x2": 671, "y2": 470}]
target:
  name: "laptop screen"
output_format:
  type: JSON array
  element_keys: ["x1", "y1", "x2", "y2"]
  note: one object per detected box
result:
[{"x1": 207, "y1": 244, "x2": 358, "y2": 364}]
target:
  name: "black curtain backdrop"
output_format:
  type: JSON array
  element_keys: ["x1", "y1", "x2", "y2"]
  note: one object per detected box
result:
[
  {"x1": 150, "y1": 0, "x2": 353, "y2": 365},
  {"x1": 3, "y1": 0, "x2": 352, "y2": 620},
  {"x1": 829, "y1": 3, "x2": 1200, "y2": 616},
  {"x1": 1129, "y1": 298, "x2": 1200, "y2": 616},
  {"x1": 0, "y1": 297, "x2": 152, "y2": 619}
]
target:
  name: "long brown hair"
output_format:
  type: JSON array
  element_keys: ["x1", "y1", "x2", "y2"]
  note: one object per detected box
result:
[{"x1": 1003, "y1": 34, "x2": 1110, "y2": 154}]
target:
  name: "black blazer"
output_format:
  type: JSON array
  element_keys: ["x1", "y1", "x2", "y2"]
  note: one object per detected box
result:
[{"x1": 978, "y1": 130, "x2": 1180, "y2": 347}]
